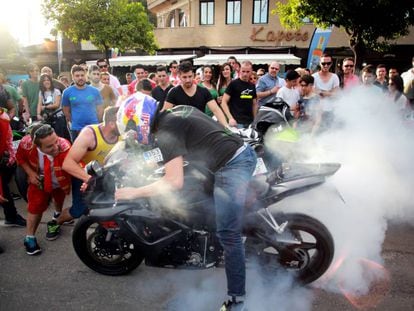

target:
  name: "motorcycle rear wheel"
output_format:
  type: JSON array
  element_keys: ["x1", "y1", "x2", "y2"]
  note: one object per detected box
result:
[
  {"x1": 72, "y1": 216, "x2": 144, "y2": 276},
  {"x1": 250, "y1": 212, "x2": 334, "y2": 284}
]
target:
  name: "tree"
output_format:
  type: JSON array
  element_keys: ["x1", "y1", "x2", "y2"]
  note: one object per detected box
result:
[
  {"x1": 42, "y1": 0, "x2": 158, "y2": 57},
  {"x1": 274, "y1": 0, "x2": 414, "y2": 67},
  {"x1": 0, "y1": 25, "x2": 21, "y2": 61}
]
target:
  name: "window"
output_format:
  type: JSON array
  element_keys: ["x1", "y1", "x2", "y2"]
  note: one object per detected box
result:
[
  {"x1": 200, "y1": 0, "x2": 214, "y2": 25},
  {"x1": 253, "y1": 0, "x2": 268, "y2": 24},
  {"x1": 226, "y1": 1, "x2": 241, "y2": 24}
]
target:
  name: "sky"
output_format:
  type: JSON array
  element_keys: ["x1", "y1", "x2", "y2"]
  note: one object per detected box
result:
[{"x1": 0, "y1": 0, "x2": 53, "y2": 46}]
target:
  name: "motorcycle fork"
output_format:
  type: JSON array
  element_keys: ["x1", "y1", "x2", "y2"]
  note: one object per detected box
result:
[{"x1": 99, "y1": 221, "x2": 120, "y2": 242}]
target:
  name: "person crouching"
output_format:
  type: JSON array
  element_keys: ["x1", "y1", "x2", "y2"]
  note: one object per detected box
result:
[{"x1": 16, "y1": 124, "x2": 71, "y2": 255}]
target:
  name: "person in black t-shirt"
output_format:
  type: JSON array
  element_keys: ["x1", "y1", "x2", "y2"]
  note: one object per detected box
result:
[
  {"x1": 163, "y1": 61, "x2": 228, "y2": 127},
  {"x1": 115, "y1": 96, "x2": 257, "y2": 310},
  {"x1": 221, "y1": 60, "x2": 258, "y2": 128},
  {"x1": 151, "y1": 66, "x2": 173, "y2": 110}
]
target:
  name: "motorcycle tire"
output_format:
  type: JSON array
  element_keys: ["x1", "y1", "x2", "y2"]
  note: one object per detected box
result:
[
  {"x1": 252, "y1": 212, "x2": 334, "y2": 285},
  {"x1": 72, "y1": 216, "x2": 144, "y2": 276}
]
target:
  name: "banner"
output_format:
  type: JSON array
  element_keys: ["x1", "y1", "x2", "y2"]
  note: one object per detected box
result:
[{"x1": 306, "y1": 27, "x2": 333, "y2": 72}]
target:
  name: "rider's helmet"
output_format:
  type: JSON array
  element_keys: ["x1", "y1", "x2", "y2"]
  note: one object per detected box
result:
[{"x1": 116, "y1": 92, "x2": 158, "y2": 145}]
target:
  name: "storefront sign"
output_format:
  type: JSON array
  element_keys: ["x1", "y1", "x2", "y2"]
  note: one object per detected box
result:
[{"x1": 250, "y1": 26, "x2": 309, "y2": 43}]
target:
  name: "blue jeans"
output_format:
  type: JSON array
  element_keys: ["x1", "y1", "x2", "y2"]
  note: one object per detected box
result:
[
  {"x1": 69, "y1": 178, "x2": 87, "y2": 218},
  {"x1": 214, "y1": 145, "x2": 257, "y2": 297}
]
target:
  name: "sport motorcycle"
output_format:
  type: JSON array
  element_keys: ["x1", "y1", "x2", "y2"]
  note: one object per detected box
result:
[{"x1": 72, "y1": 132, "x2": 340, "y2": 285}]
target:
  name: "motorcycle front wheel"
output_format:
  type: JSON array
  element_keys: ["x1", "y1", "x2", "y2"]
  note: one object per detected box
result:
[
  {"x1": 249, "y1": 212, "x2": 334, "y2": 284},
  {"x1": 72, "y1": 216, "x2": 144, "y2": 276}
]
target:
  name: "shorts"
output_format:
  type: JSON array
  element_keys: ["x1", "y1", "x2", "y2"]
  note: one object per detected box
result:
[{"x1": 27, "y1": 184, "x2": 66, "y2": 215}]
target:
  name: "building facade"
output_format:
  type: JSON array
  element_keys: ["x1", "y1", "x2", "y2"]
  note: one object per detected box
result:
[{"x1": 148, "y1": 0, "x2": 414, "y2": 71}]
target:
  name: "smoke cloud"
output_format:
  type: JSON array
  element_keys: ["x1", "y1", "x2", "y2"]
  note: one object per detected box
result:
[{"x1": 263, "y1": 85, "x2": 414, "y2": 304}]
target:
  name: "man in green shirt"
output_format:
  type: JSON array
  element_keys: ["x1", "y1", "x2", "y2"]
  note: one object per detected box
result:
[
  {"x1": 21, "y1": 63, "x2": 40, "y2": 122},
  {"x1": 0, "y1": 73, "x2": 24, "y2": 129}
]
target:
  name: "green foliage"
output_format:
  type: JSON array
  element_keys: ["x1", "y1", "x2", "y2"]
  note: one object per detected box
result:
[
  {"x1": 274, "y1": 0, "x2": 414, "y2": 61},
  {"x1": 42, "y1": 0, "x2": 158, "y2": 54}
]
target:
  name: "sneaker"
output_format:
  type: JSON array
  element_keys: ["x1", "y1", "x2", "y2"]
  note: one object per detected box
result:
[
  {"x1": 4, "y1": 214, "x2": 27, "y2": 227},
  {"x1": 52, "y1": 211, "x2": 61, "y2": 221},
  {"x1": 220, "y1": 299, "x2": 246, "y2": 311},
  {"x1": 53, "y1": 211, "x2": 74, "y2": 225},
  {"x1": 46, "y1": 220, "x2": 60, "y2": 241},
  {"x1": 24, "y1": 236, "x2": 42, "y2": 255}
]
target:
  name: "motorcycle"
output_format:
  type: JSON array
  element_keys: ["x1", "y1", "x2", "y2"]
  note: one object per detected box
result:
[{"x1": 72, "y1": 132, "x2": 339, "y2": 285}]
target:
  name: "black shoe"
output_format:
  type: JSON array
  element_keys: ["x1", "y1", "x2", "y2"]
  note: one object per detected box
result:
[
  {"x1": 11, "y1": 193, "x2": 21, "y2": 200},
  {"x1": 46, "y1": 220, "x2": 61, "y2": 241},
  {"x1": 24, "y1": 236, "x2": 42, "y2": 255},
  {"x1": 0, "y1": 245, "x2": 4, "y2": 254},
  {"x1": 4, "y1": 214, "x2": 27, "y2": 227},
  {"x1": 220, "y1": 299, "x2": 246, "y2": 311}
]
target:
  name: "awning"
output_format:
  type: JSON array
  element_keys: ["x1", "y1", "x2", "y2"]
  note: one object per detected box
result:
[
  {"x1": 86, "y1": 54, "x2": 197, "y2": 67},
  {"x1": 193, "y1": 54, "x2": 301, "y2": 66}
]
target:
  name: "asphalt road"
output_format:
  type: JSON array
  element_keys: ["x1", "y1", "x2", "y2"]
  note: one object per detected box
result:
[{"x1": 0, "y1": 198, "x2": 413, "y2": 311}]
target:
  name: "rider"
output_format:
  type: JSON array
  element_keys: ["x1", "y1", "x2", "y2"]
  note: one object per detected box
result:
[
  {"x1": 114, "y1": 93, "x2": 257, "y2": 311},
  {"x1": 46, "y1": 106, "x2": 120, "y2": 240}
]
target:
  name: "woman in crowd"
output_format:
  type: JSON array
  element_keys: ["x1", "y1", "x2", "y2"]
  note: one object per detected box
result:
[
  {"x1": 198, "y1": 65, "x2": 219, "y2": 117},
  {"x1": 217, "y1": 63, "x2": 232, "y2": 105},
  {"x1": 388, "y1": 75, "x2": 412, "y2": 120},
  {"x1": 249, "y1": 71, "x2": 258, "y2": 85},
  {"x1": 36, "y1": 74, "x2": 70, "y2": 141}
]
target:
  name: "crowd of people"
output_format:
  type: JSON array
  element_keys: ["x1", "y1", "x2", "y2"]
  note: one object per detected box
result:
[{"x1": 1, "y1": 54, "x2": 414, "y2": 311}]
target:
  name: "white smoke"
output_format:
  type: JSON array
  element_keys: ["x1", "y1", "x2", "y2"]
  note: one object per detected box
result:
[{"x1": 266, "y1": 85, "x2": 414, "y2": 299}]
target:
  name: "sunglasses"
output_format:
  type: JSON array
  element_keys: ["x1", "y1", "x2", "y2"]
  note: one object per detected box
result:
[
  {"x1": 321, "y1": 62, "x2": 332, "y2": 66},
  {"x1": 344, "y1": 64, "x2": 354, "y2": 68},
  {"x1": 99, "y1": 65, "x2": 108, "y2": 69}
]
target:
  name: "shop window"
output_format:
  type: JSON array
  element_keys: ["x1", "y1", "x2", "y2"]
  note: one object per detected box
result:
[
  {"x1": 200, "y1": 0, "x2": 214, "y2": 25},
  {"x1": 253, "y1": 0, "x2": 268, "y2": 24},
  {"x1": 226, "y1": 0, "x2": 241, "y2": 24}
]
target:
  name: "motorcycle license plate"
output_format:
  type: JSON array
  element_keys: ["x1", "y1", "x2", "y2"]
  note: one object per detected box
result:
[
  {"x1": 253, "y1": 157, "x2": 268, "y2": 176},
  {"x1": 143, "y1": 147, "x2": 164, "y2": 164}
]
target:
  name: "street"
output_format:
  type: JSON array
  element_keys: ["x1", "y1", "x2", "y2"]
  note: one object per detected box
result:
[{"x1": 0, "y1": 197, "x2": 413, "y2": 311}]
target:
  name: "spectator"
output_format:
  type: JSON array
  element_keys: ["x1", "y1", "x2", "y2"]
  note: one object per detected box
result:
[
  {"x1": 89, "y1": 65, "x2": 116, "y2": 109},
  {"x1": 136, "y1": 79, "x2": 153, "y2": 96},
  {"x1": 151, "y1": 66, "x2": 173, "y2": 110},
  {"x1": 21, "y1": 63, "x2": 40, "y2": 122},
  {"x1": 312, "y1": 54, "x2": 340, "y2": 128},
  {"x1": 256, "y1": 61, "x2": 286, "y2": 106},
  {"x1": 58, "y1": 75, "x2": 70, "y2": 88},
  {"x1": 128, "y1": 64, "x2": 156, "y2": 95},
  {"x1": 40, "y1": 66, "x2": 66, "y2": 94},
  {"x1": 221, "y1": 60, "x2": 258, "y2": 128},
  {"x1": 256, "y1": 68, "x2": 266, "y2": 78},
  {"x1": 198, "y1": 65, "x2": 219, "y2": 117},
  {"x1": 96, "y1": 58, "x2": 121, "y2": 93},
  {"x1": 168, "y1": 60, "x2": 180, "y2": 86},
  {"x1": 62, "y1": 65, "x2": 104, "y2": 141},
  {"x1": 374, "y1": 64, "x2": 388, "y2": 92},
  {"x1": 16, "y1": 124, "x2": 71, "y2": 255},
  {"x1": 0, "y1": 107, "x2": 26, "y2": 228},
  {"x1": 401, "y1": 56, "x2": 414, "y2": 106},
  {"x1": 388, "y1": 67, "x2": 399, "y2": 79},
  {"x1": 125, "y1": 72, "x2": 133, "y2": 85},
  {"x1": 49, "y1": 107, "x2": 120, "y2": 235},
  {"x1": 296, "y1": 75, "x2": 322, "y2": 135},
  {"x1": 388, "y1": 75, "x2": 410, "y2": 113},
  {"x1": 227, "y1": 56, "x2": 240, "y2": 79},
  {"x1": 249, "y1": 71, "x2": 258, "y2": 85},
  {"x1": 340, "y1": 57, "x2": 359, "y2": 89},
  {"x1": 0, "y1": 73, "x2": 23, "y2": 129},
  {"x1": 276, "y1": 69, "x2": 301, "y2": 113},
  {"x1": 164, "y1": 61, "x2": 228, "y2": 127},
  {"x1": 217, "y1": 63, "x2": 232, "y2": 106}
]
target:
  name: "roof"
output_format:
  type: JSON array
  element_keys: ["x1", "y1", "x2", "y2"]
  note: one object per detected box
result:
[
  {"x1": 193, "y1": 53, "x2": 301, "y2": 66},
  {"x1": 86, "y1": 54, "x2": 197, "y2": 67}
]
